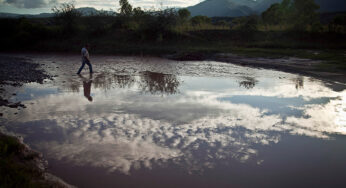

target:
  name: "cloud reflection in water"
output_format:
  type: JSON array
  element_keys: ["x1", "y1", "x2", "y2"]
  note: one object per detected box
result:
[{"x1": 3, "y1": 70, "x2": 346, "y2": 175}]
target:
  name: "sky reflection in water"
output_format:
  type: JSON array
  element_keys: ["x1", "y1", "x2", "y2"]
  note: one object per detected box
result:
[{"x1": 1, "y1": 56, "x2": 346, "y2": 187}]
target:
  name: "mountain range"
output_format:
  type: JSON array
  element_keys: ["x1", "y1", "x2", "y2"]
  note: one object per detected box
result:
[
  {"x1": 188, "y1": 0, "x2": 346, "y2": 17},
  {"x1": 1, "y1": 0, "x2": 346, "y2": 18},
  {"x1": 0, "y1": 7, "x2": 105, "y2": 18}
]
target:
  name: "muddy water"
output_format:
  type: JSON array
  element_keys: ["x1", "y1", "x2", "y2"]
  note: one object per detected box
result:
[{"x1": 1, "y1": 54, "x2": 346, "y2": 188}]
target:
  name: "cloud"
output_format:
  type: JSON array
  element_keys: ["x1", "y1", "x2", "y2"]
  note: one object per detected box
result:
[
  {"x1": 4, "y1": 79, "x2": 345, "y2": 174},
  {"x1": 70, "y1": 0, "x2": 202, "y2": 10},
  {"x1": 2, "y1": 55, "x2": 345, "y2": 175},
  {"x1": 4, "y1": 0, "x2": 57, "y2": 8}
]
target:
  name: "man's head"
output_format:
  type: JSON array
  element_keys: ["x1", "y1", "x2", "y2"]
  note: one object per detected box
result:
[{"x1": 85, "y1": 43, "x2": 90, "y2": 49}]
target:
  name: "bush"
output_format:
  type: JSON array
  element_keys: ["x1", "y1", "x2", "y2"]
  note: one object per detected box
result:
[{"x1": 52, "y1": 2, "x2": 81, "y2": 35}]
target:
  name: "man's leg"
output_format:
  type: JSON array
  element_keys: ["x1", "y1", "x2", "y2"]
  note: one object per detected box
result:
[
  {"x1": 77, "y1": 61, "x2": 86, "y2": 74},
  {"x1": 86, "y1": 61, "x2": 93, "y2": 73}
]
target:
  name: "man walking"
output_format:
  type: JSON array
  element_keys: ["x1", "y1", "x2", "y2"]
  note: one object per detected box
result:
[{"x1": 77, "y1": 44, "x2": 93, "y2": 74}]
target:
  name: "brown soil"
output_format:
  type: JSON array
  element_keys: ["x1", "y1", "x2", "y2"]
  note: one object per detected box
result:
[
  {"x1": 0, "y1": 56, "x2": 51, "y2": 86},
  {"x1": 168, "y1": 53, "x2": 346, "y2": 84},
  {"x1": 0, "y1": 55, "x2": 52, "y2": 108}
]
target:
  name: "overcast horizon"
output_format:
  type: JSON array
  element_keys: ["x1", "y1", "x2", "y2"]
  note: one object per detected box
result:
[{"x1": 0, "y1": 0, "x2": 204, "y2": 14}]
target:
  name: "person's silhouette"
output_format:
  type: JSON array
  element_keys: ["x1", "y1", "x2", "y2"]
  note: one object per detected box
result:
[
  {"x1": 77, "y1": 44, "x2": 93, "y2": 74},
  {"x1": 79, "y1": 73, "x2": 93, "y2": 102}
]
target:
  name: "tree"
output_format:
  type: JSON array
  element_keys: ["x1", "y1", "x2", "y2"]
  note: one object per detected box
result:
[
  {"x1": 52, "y1": 2, "x2": 81, "y2": 34},
  {"x1": 262, "y1": 3, "x2": 282, "y2": 26},
  {"x1": 280, "y1": 0, "x2": 294, "y2": 24},
  {"x1": 261, "y1": 0, "x2": 293, "y2": 28},
  {"x1": 216, "y1": 20, "x2": 229, "y2": 29},
  {"x1": 329, "y1": 14, "x2": 346, "y2": 33},
  {"x1": 133, "y1": 7, "x2": 144, "y2": 18},
  {"x1": 239, "y1": 16, "x2": 258, "y2": 33},
  {"x1": 119, "y1": 0, "x2": 133, "y2": 16},
  {"x1": 178, "y1": 9, "x2": 191, "y2": 24},
  {"x1": 292, "y1": 0, "x2": 320, "y2": 30},
  {"x1": 153, "y1": 9, "x2": 179, "y2": 40},
  {"x1": 191, "y1": 16, "x2": 211, "y2": 27}
]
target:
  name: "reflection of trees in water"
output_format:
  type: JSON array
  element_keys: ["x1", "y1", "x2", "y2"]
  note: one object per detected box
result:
[
  {"x1": 64, "y1": 71, "x2": 179, "y2": 95},
  {"x1": 239, "y1": 77, "x2": 258, "y2": 89},
  {"x1": 92, "y1": 73, "x2": 136, "y2": 90},
  {"x1": 61, "y1": 78, "x2": 80, "y2": 93},
  {"x1": 113, "y1": 75, "x2": 136, "y2": 88},
  {"x1": 67, "y1": 81, "x2": 80, "y2": 92},
  {"x1": 93, "y1": 73, "x2": 113, "y2": 91},
  {"x1": 139, "y1": 71, "x2": 180, "y2": 95},
  {"x1": 292, "y1": 76, "x2": 304, "y2": 90}
]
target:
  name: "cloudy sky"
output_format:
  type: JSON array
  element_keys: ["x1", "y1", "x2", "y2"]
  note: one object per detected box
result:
[{"x1": 0, "y1": 0, "x2": 203, "y2": 14}]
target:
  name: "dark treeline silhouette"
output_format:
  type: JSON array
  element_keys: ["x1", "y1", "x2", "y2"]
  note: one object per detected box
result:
[
  {"x1": 238, "y1": 77, "x2": 258, "y2": 89},
  {"x1": 0, "y1": 0, "x2": 346, "y2": 54},
  {"x1": 64, "y1": 71, "x2": 180, "y2": 95},
  {"x1": 139, "y1": 71, "x2": 180, "y2": 95}
]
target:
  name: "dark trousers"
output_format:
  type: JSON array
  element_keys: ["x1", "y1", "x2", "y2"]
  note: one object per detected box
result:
[{"x1": 77, "y1": 60, "x2": 93, "y2": 74}]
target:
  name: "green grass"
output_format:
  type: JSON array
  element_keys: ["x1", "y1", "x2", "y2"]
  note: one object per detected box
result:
[{"x1": 0, "y1": 133, "x2": 48, "y2": 188}]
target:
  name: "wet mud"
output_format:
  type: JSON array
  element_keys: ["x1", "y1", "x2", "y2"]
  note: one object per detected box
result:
[
  {"x1": 0, "y1": 53, "x2": 345, "y2": 188},
  {"x1": 168, "y1": 53, "x2": 346, "y2": 84},
  {"x1": 0, "y1": 55, "x2": 51, "y2": 108}
]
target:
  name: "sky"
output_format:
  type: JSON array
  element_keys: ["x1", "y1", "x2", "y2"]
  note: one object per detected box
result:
[{"x1": 0, "y1": 0, "x2": 203, "y2": 14}]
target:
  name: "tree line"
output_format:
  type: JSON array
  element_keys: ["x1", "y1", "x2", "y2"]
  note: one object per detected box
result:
[{"x1": 0, "y1": 0, "x2": 345, "y2": 52}]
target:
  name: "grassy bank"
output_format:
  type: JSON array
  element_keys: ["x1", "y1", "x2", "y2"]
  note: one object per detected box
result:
[
  {"x1": 2, "y1": 32, "x2": 345, "y2": 74},
  {"x1": 0, "y1": 132, "x2": 70, "y2": 187},
  {"x1": 0, "y1": 132, "x2": 45, "y2": 187},
  {"x1": 0, "y1": 10, "x2": 345, "y2": 74}
]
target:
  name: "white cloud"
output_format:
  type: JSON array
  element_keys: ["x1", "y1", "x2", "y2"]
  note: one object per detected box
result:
[
  {"x1": 0, "y1": 0, "x2": 203, "y2": 13},
  {"x1": 2, "y1": 55, "x2": 345, "y2": 175},
  {"x1": 4, "y1": 79, "x2": 345, "y2": 174},
  {"x1": 3, "y1": 0, "x2": 57, "y2": 8},
  {"x1": 51, "y1": 0, "x2": 202, "y2": 9}
]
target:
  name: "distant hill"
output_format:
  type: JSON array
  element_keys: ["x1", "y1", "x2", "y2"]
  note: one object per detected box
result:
[
  {"x1": 315, "y1": 0, "x2": 346, "y2": 13},
  {"x1": 187, "y1": 0, "x2": 256, "y2": 17},
  {"x1": 188, "y1": 0, "x2": 346, "y2": 17},
  {"x1": 75, "y1": 7, "x2": 99, "y2": 16},
  {"x1": 255, "y1": 0, "x2": 281, "y2": 13},
  {"x1": 1, "y1": 0, "x2": 346, "y2": 19},
  {"x1": 0, "y1": 12, "x2": 52, "y2": 18},
  {"x1": 0, "y1": 7, "x2": 113, "y2": 18}
]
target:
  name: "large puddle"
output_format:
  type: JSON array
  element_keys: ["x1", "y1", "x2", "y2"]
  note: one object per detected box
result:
[{"x1": 1, "y1": 54, "x2": 346, "y2": 187}]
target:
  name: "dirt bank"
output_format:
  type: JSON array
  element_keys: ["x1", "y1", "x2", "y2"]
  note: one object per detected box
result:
[
  {"x1": 212, "y1": 53, "x2": 346, "y2": 84},
  {"x1": 167, "y1": 52, "x2": 346, "y2": 85},
  {"x1": 0, "y1": 132, "x2": 75, "y2": 187},
  {"x1": 0, "y1": 56, "x2": 74, "y2": 187},
  {"x1": 0, "y1": 55, "x2": 52, "y2": 108}
]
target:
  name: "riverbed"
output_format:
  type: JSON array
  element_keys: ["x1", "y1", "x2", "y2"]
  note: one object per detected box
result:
[{"x1": 1, "y1": 54, "x2": 346, "y2": 187}]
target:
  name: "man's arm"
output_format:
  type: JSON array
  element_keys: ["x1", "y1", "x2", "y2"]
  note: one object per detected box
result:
[{"x1": 86, "y1": 51, "x2": 91, "y2": 62}]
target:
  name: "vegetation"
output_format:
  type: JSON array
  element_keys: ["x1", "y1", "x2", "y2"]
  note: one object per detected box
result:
[
  {"x1": 0, "y1": 133, "x2": 48, "y2": 187},
  {"x1": 0, "y1": 0, "x2": 345, "y2": 68},
  {"x1": 52, "y1": 2, "x2": 82, "y2": 34},
  {"x1": 261, "y1": 0, "x2": 320, "y2": 31}
]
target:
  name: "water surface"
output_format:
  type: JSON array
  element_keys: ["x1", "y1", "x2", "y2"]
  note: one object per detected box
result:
[{"x1": 1, "y1": 54, "x2": 346, "y2": 188}]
